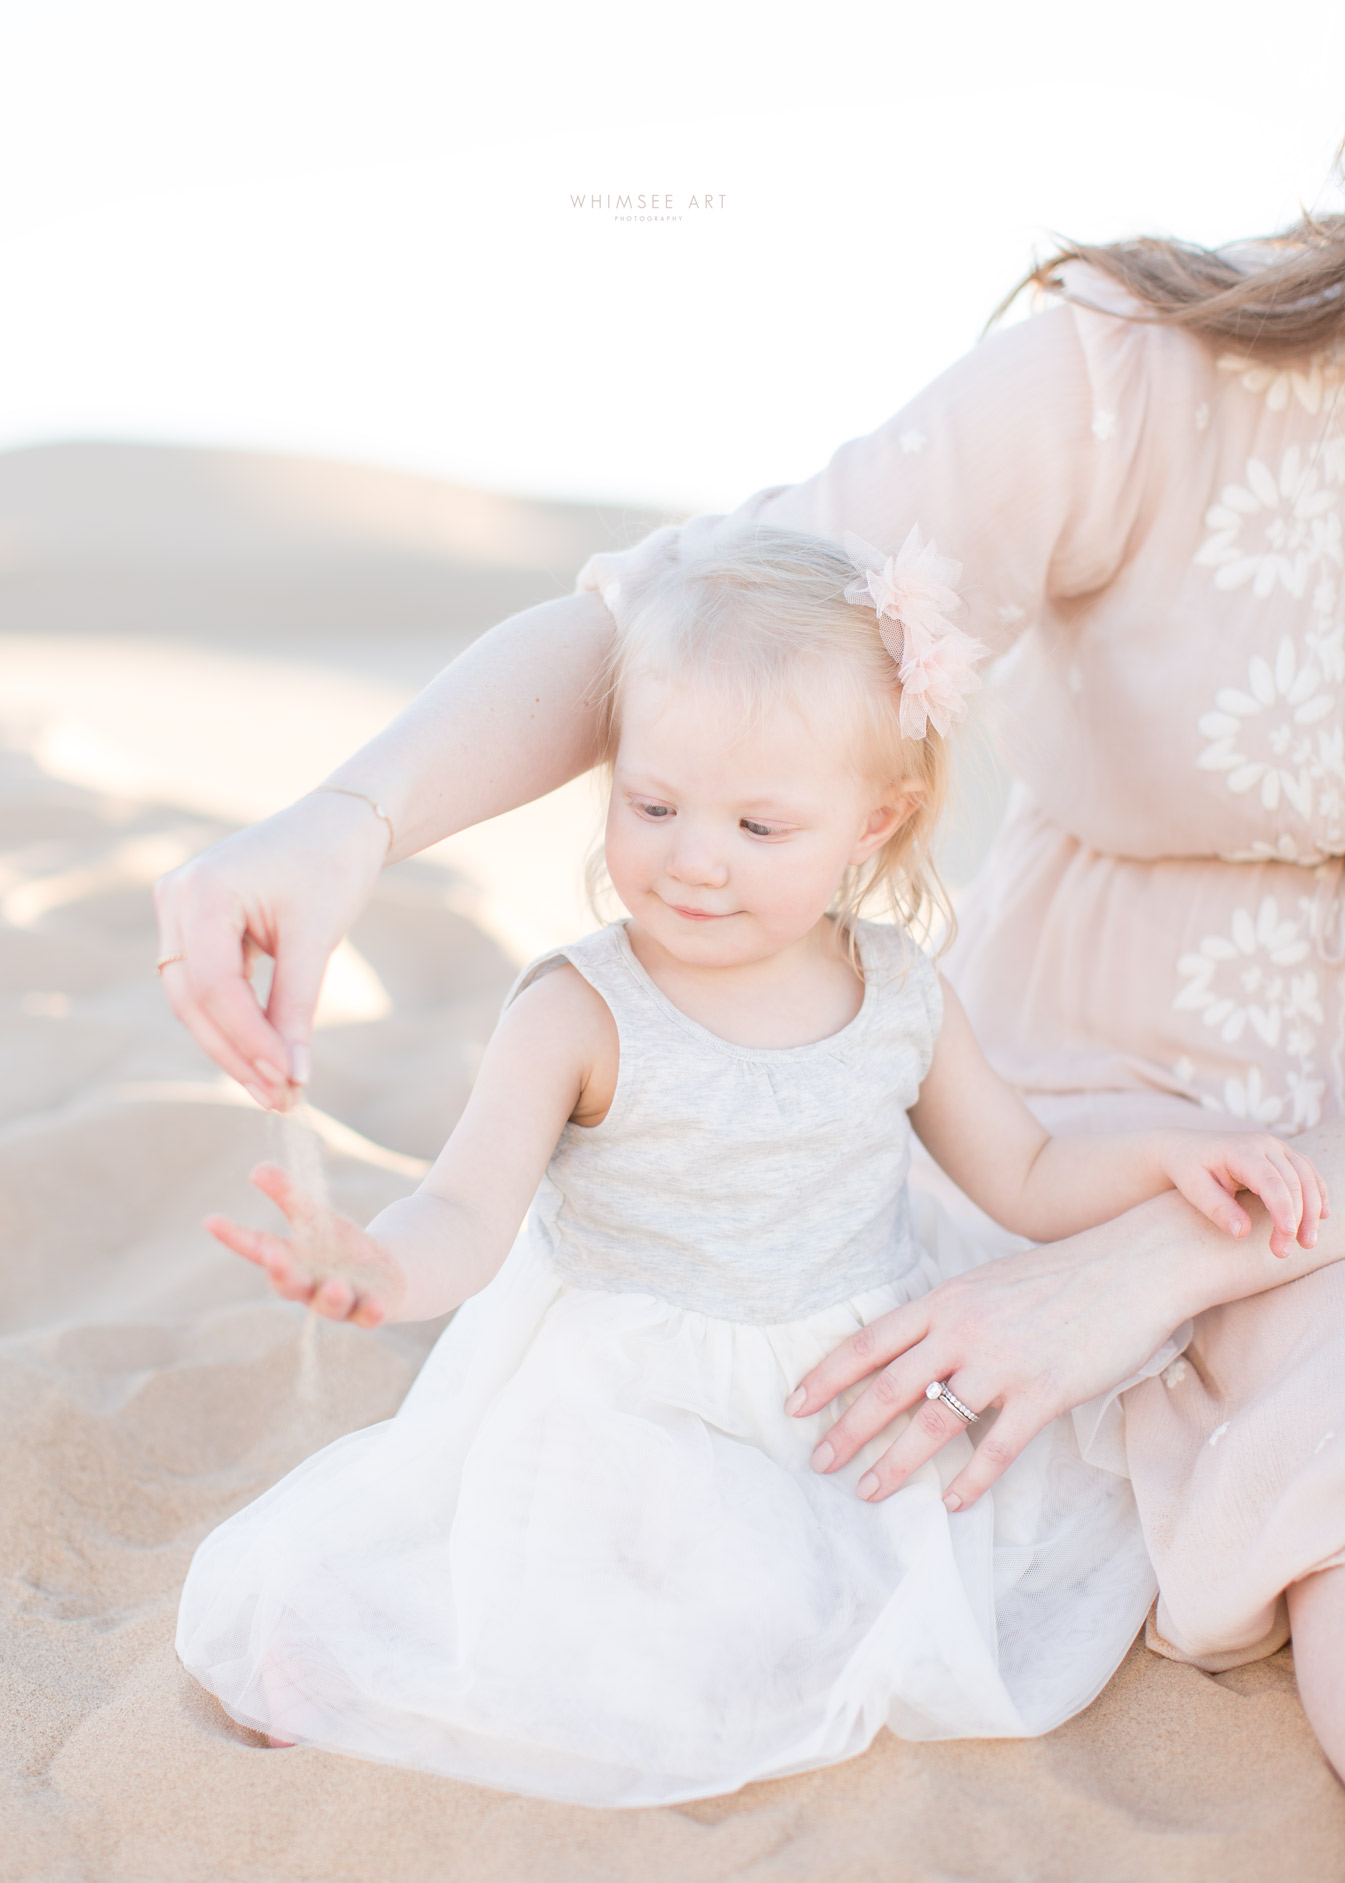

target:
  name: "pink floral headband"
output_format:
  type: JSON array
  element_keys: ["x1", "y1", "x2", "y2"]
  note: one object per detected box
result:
[{"x1": 842, "y1": 528, "x2": 986, "y2": 740}]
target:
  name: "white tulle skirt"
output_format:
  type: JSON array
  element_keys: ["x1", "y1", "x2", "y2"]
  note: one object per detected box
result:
[{"x1": 176, "y1": 1202, "x2": 1170, "y2": 1807}]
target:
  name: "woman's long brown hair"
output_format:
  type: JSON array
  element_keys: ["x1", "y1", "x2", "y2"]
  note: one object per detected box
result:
[{"x1": 994, "y1": 168, "x2": 1345, "y2": 363}]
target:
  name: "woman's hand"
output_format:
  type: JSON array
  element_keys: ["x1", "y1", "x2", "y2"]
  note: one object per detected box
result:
[
  {"x1": 787, "y1": 1230, "x2": 1191, "y2": 1512},
  {"x1": 790, "y1": 1121, "x2": 1345, "y2": 1515},
  {"x1": 152, "y1": 593, "x2": 614, "y2": 1106},
  {"x1": 785, "y1": 1148, "x2": 1343, "y2": 1516},
  {"x1": 154, "y1": 791, "x2": 391, "y2": 1109},
  {"x1": 205, "y1": 1163, "x2": 406, "y2": 1326},
  {"x1": 1157, "y1": 1129, "x2": 1329, "y2": 1258}
]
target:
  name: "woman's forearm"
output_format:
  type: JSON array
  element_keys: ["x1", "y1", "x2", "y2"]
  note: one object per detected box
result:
[
  {"x1": 1067, "y1": 1116, "x2": 1345, "y2": 1331},
  {"x1": 324, "y1": 590, "x2": 614, "y2": 859}
]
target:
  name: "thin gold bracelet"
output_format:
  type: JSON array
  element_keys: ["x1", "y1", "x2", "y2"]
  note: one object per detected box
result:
[{"x1": 316, "y1": 786, "x2": 395, "y2": 858}]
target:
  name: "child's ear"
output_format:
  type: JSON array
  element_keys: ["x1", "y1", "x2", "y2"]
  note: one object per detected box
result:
[{"x1": 849, "y1": 782, "x2": 924, "y2": 866}]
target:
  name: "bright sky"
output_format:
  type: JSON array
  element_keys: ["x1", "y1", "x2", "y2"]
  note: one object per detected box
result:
[{"x1": 3, "y1": 1, "x2": 1344, "y2": 512}]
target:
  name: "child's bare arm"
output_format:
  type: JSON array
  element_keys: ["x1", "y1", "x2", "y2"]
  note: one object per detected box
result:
[
  {"x1": 910, "y1": 978, "x2": 1328, "y2": 1256},
  {"x1": 205, "y1": 965, "x2": 618, "y2": 1323}
]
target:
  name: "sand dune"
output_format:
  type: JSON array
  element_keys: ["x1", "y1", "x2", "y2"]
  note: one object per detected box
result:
[
  {"x1": 0, "y1": 441, "x2": 671, "y2": 683},
  {"x1": 2, "y1": 443, "x2": 1344, "y2": 1881}
]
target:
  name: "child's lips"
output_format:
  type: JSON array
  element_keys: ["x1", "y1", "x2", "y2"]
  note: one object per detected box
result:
[{"x1": 668, "y1": 904, "x2": 733, "y2": 922}]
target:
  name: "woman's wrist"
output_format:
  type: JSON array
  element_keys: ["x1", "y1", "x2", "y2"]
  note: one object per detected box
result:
[
  {"x1": 285, "y1": 784, "x2": 400, "y2": 868},
  {"x1": 310, "y1": 786, "x2": 396, "y2": 860},
  {"x1": 1122, "y1": 1180, "x2": 1340, "y2": 1326}
]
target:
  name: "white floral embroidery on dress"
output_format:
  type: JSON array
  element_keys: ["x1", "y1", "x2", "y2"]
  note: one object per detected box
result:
[
  {"x1": 1219, "y1": 347, "x2": 1345, "y2": 417},
  {"x1": 898, "y1": 429, "x2": 927, "y2": 454},
  {"x1": 1194, "y1": 446, "x2": 1342, "y2": 599},
  {"x1": 1090, "y1": 410, "x2": 1117, "y2": 441},
  {"x1": 1192, "y1": 369, "x2": 1345, "y2": 862},
  {"x1": 1173, "y1": 895, "x2": 1325, "y2": 1128},
  {"x1": 1196, "y1": 636, "x2": 1342, "y2": 834}
]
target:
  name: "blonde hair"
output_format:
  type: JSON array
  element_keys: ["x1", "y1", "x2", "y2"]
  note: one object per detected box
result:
[
  {"x1": 588, "y1": 526, "x2": 955, "y2": 950},
  {"x1": 993, "y1": 207, "x2": 1345, "y2": 364}
]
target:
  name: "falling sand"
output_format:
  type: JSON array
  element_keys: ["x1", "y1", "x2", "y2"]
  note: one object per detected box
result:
[{"x1": 268, "y1": 1103, "x2": 339, "y2": 1416}]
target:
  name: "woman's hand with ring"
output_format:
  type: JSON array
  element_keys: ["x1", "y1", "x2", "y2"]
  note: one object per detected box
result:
[
  {"x1": 786, "y1": 1207, "x2": 1212, "y2": 1512},
  {"x1": 153, "y1": 791, "x2": 392, "y2": 1109}
]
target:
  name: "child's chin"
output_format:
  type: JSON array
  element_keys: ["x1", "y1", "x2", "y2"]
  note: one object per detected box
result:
[{"x1": 656, "y1": 918, "x2": 780, "y2": 969}]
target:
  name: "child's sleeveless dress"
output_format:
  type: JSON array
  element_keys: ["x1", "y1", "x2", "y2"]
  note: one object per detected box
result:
[{"x1": 176, "y1": 919, "x2": 1173, "y2": 1807}]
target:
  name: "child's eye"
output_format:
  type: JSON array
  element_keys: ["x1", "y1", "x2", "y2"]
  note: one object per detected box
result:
[
  {"x1": 633, "y1": 800, "x2": 673, "y2": 820},
  {"x1": 740, "y1": 819, "x2": 787, "y2": 838}
]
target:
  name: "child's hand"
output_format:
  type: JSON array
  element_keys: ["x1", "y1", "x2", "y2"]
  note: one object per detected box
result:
[
  {"x1": 1160, "y1": 1131, "x2": 1330, "y2": 1259},
  {"x1": 204, "y1": 1163, "x2": 406, "y2": 1325}
]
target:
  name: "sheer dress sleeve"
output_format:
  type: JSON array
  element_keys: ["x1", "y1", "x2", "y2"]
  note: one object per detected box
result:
[{"x1": 577, "y1": 299, "x2": 1156, "y2": 660}]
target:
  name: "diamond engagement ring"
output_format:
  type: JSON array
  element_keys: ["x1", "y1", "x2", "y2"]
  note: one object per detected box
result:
[{"x1": 925, "y1": 1380, "x2": 979, "y2": 1424}]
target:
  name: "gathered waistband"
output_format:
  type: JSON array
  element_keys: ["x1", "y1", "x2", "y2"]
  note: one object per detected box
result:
[{"x1": 536, "y1": 1235, "x2": 931, "y2": 1329}]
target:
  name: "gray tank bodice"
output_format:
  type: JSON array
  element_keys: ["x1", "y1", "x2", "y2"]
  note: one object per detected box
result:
[{"x1": 509, "y1": 919, "x2": 942, "y2": 1323}]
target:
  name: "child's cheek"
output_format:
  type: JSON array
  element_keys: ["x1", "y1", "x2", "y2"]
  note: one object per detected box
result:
[
  {"x1": 750, "y1": 845, "x2": 822, "y2": 928},
  {"x1": 605, "y1": 815, "x2": 658, "y2": 902}
]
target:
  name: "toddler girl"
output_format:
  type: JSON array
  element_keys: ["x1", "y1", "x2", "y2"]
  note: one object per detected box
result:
[{"x1": 177, "y1": 526, "x2": 1326, "y2": 1806}]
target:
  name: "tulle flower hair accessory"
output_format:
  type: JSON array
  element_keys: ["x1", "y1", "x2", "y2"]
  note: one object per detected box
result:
[{"x1": 842, "y1": 528, "x2": 987, "y2": 740}]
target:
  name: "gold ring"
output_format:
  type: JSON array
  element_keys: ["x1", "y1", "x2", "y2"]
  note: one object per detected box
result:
[{"x1": 155, "y1": 952, "x2": 186, "y2": 974}]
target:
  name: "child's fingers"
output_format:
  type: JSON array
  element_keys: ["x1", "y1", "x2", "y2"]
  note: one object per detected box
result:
[
  {"x1": 204, "y1": 1213, "x2": 319, "y2": 1302},
  {"x1": 1284, "y1": 1147, "x2": 1324, "y2": 1248},
  {"x1": 249, "y1": 1162, "x2": 320, "y2": 1227},
  {"x1": 1176, "y1": 1168, "x2": 1251, "y2": 1238},
  {"x1": 311, "y1": 1275, "x2": 389, "y2": 1327},
  {"x1": 312, "y1": 1276, "x2": 357, "y2": 1320},
  {"x1": 1226, "y1": 1145, "x2": 1301, "y2": 1240},
  {"x1": 204, "y1": 1213, "x2": 290, "y2": 1269}
]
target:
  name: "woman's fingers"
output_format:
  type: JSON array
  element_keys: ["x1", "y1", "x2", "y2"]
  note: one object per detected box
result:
[
  {"x1": 854, "y1": 1388, "x2": 972, "y2": 1502},
  {"x1": 266, "y1": 939, "x2": 335, "y2": 1088},
  {"x1": 852, "y1": 1380, "x2": 1057, "y2": 1510},
  {"x1": 941, "y1": 1404, "x2": 1049, "y2": 1510},
  {"x1": 155, "y1": 794, "x2": 390, "y2": 1091},
  {"x1": 786, "y1": 1301, "x2": 931, "y2": 1419},
  {"x1": 157, "y1": 874, "x2": 294, "y2": 1097},
  {"x1": 157, "y1": 954, "x2": 285, "y2": 1103},
  {"x1": 810, "y1": 1350, "x2": 949, "y2": 1474}
]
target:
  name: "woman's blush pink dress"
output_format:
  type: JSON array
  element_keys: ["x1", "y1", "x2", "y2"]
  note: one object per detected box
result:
[{"x1": 578, "y1": 266, "x2": 1345, "y2": 1672}]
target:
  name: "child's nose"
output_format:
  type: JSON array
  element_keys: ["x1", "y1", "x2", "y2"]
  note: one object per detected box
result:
[{"x1": 666, "y1": 837, "x2": 729, "y2": 889}]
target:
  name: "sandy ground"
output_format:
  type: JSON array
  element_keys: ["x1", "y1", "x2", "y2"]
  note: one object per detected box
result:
[{"x1": 3, "y1": 444, "x2": 1344, "y2": 1882}]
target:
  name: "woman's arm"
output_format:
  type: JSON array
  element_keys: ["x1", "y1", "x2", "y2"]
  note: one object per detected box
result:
[
  {"x1": 157, "y1": 298, "x2": 1120, "y2": 1102},
  {"x1": 154, "y1": 591, "x2": 613, "y2": 1104},
  {"x1": 204, "y1": 962, "x2": 616, "y2": 1322},
  {"x1": 911, "y1": 980, "x2": 1327, "y2": 1255}
]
